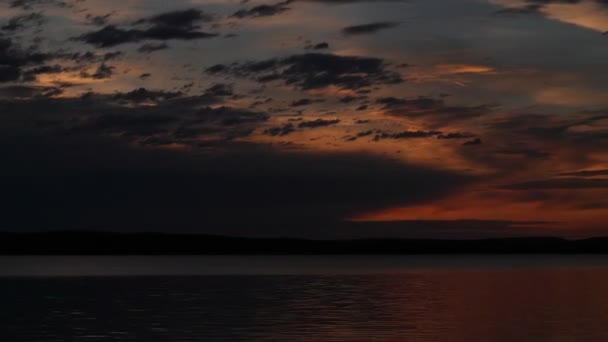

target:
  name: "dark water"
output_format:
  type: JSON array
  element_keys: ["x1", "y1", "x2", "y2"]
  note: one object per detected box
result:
[{"x1": 3, "y1": 256, "x2": 608, "y2": 341}]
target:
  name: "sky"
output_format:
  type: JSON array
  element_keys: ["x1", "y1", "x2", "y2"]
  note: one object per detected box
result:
[{"x1": 2, "y1": 0, "x2": 608, "y2": 238}]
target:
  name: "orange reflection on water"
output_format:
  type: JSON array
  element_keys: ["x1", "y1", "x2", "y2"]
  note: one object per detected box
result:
[{"x1": 249, "y1": 269, "x2": 608, "y2": 341}]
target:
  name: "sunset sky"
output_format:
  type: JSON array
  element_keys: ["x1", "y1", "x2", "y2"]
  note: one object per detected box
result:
[{"x1": 2, "y1": 0, "x2": 608, "y2": 238}]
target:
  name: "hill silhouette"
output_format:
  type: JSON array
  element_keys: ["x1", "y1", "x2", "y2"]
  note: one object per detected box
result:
[{"x1": 2, "y1": 232, "x2": 608, "y2": 254}]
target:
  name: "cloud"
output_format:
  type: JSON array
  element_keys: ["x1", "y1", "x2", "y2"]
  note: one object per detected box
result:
[
  {"x1": 0, "y1": 37, "x2": 49, "y2": 82},
  {"x1": 463, "y1": 138, "x2": 482, "y2": 146},
  {"x1": 76, "y1": 25, "x2": 217, "y2": 47},
  {"x1": 209, "y1": 53, "x2": 402, "y2": 90},
  {"x1": 492, "y1": 0, "x2": 608, "y2": 32},
  {"x1": 264, "y1": 123, "x2": 296, "y2": 136},
  {"x1": 342, "y1": 22, "x2": 400, "y2": 35},
  {"x1": 373, "y1": 130, "x2": 442, "y2": 141},
  {"x1": 502, "y1": 178, "x2": 608, "y2": 190},
  {"x1": 493, "y1": 4, "x2": 543, "y2": 15},
  {"x1": 21, "y1": 64, "x2": 66, "y2": 82},
  {"x1": 298, "y1": 118, "x2": 340, "y2": 128},
  {"x1": 203, "y1": 83, "x2": 234, "y2": 98},
  {"x1": 59, "y1": 51, "x2": 122, "y2": 64},
  {"x1": 80, "y1": 63, "x2": 114, "y2": 79},
  {"x1": 495, "y1": 148, "x2": 551, "y2": 159},
  {"x1": 136, "y1": 8, "x2": 213, "y2": 28},
  {"x1": 8, "y1": 0, "x2": 72, "y2": 9},
  {"x1": 345, "y1": 130, "x2": 374, "y2": 141},
  {"x1": 72, "y1": 112, "x2": 179, "y2": 136},
  {"x1": 0, "y1": 66, "x2": 21, "y2": 83},
  {"x1": 558, "y1": 169, "x2": 608, "y2": 177},
  {"x1": 303, "y1": 0, "x2": 407, "y2": 3},
  {"x1": 113, "y1": 88, "x2": 183, "y2": 104},
  {"x1": 137, "y1": 43, "x2": 169, "y2": 54},
  {"x1": 0, "y1": 85, "x2": 62, "y2": 99},
  {"x1": 437, "y1": 132, "x2": 476, "y2": 140},
  {"x1": 85, "y1": 13, "x2": 114, "y2": 27},
  {"x1": 290, "y1": 98, "x2": 325, "y2": 107},
  {"x1": 231, "y1": 1, "x2": 292, "y2": 18},
  {"x1": 376, "y1": 96, "x2": 494, "y2": 124},
  {"x1": 2, "y1": 12, "x2": 45, "y2": 31},
  {"x1": 0, "y1": 86, "x2": 269, "y2": 150},
  {"x1": 0, "y1": 115, "x2": 471, "y2": 234},
  {"x1": 311, "y1": 42, "x2": 329, "y2": 50},
  {"x1": 434, "y1": 64, "x2": 495, "y2": 75},
  {"x1": 197, "y1": 106, "x2": 269, "y2": 126},
  {"x1": 76, "y1": 9, "x2": 218, "y2": 47}
]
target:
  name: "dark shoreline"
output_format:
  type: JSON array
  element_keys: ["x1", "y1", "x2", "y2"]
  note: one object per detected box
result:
[{"x1": 2, "y1": 232, "x2": 608, "y2": 255}]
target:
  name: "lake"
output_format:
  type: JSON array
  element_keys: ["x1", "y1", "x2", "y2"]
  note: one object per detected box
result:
[{"x1": 2, "y1": 255, "x2": 608, "y2": 341}]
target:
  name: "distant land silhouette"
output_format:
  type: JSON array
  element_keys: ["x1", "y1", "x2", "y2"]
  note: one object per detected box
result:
[{"x1": 2, "y1": 232, "x2": 608, "y2": 254}]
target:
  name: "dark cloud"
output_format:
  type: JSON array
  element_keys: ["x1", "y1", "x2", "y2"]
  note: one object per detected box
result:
[
  {"x1": 76, "y1": 9, "x2": 218, "y2": 47},
  {"x1": 1, "y1": 86, "x2": 266, "y2": 150},
  {"x1": 342, "y1": 22, "x2": 400, "y2": 35},
  {"x1": 437, "y1": 132, "x2": 476, "y2": 140},
  {"x1": 8, "y1": 0, "x2": 72, "y2": 10},
  {"x1": 345, "y1": 130, "x2": 374, "y2": 141},
  {"x1": 494, "y1": 0, "x2": 608, "y2": 17},
  {"x1": 495, "y1": 148, "x2": 551, "y2": 159},
  {"x1": 80, "y1": 63, "x2": 114, "y2": 79},
  {"x1": 196, "y1": 106, "x2": 269, "y2": 126},
  {"x1": 377, "y1": 96, "x2": 494, "y2": 124},
  {"x1": 290, "y1": 98, "x2": 325, "y2": 107},
  {"x1": 376, "y1": 96, "x2": 440, "y2": 109},
  {"x1": 205, "y1": 64, "x2": 228, "y2": 73},
  {"x1": 312, "y1": 42, "x2": 329, "y2": 50},
  {"x1": 113, "y1": 88, "x2": 183, "y2": 104},
  {"x1": 298, "y1": 118, "x2": 340, "y2": 128},
  {"x1": 25, "y1": 64, "x2": 65, "y2": 75},
  {"x1": 373, "y1": 130, "x2": 442, "y2": 141},
  {"x1": 21, "y1": 64, "x2": 66, "y2": 81},
  {"x1": 72, "y1": 112, "x2": 178, "y2": 136},
  {"x1": 463, "y1": 138, "x2": 482, "y2": 146},
  {"x1": 75, "y1": 26, "x2": 143, "y2": 47},
  {"x1": 558, "y1": 169, "x2": 608, "y2": 177},
  {"x1": 85, "y1": 13, "x2": 114, "y2": 26},
  {"x1": 0, "y1": 65, "x2": 21, "y2": 82},
  {"x1": 0, "y1": 114, "x2": 471, "y2": 234},
  {"x1": 231, "y1": 0, "x2": 292, "y2": 18},
  {"x1": 59, "y1": 50, "x2": 122, "y2": 64},
  {"x1": 137, "y1": 42, "x2": 169, "y2": 53},
  {"x1": 264, "y1": 122, "x2": 296, "y2": 136},
  {"x1": 487, "y1": 112, "x2": 608, "y2": 150},
  {"x1": 493, "y1": 4, "x2": 543, "y2": 16},
  {"x1": 211, "y1": 53, "x2": 402, "y2": 90},
  {"x1": 491, "y1": 0, "x2": 606, "y2": 13},
  {"x1": 204, "y1": 83, "x2": 234, "y2": 97},
  {"x1": 77, "y1": 25, "x2": 218, "y2": 47},
  {"x1": 0, "y1": 37, "x2": 49, "y2": 82},
  {"x1": 2, "y1": 12, "x2": 45, "y2": 31},
  {"x1": 136, "y1": 8, "x2": 213, "y2": 28},
  {"x1": 303, "y1": 0, "x2": 407, "y2": 3},
  {"x1": 502, "y1": 178, "x2": 608, "y2": 190},
  {"x1": 0, "y1": 85, "x2": 62, "y2": 99},
  {"x1": 340, "y1": 95, "x2": 366, "y2": 103}
]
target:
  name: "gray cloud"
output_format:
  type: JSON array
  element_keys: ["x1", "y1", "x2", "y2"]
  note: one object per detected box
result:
[
  {"x1": 231, "y1": 0, "x2": 292, "y2": 18},
  {"x1": 76, "y1": 9, "x2": 218, "y2": 47},
  {"x1": 342, "y1": 22, "x2": 400, "y2": 35},
  {"x1": 208, "y1": 53, "x2": 402, "y2": 90}
]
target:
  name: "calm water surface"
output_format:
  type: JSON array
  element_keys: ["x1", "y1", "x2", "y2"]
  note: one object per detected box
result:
[{"x1": 2, "y1": 255, "x2": 608, "y2": 341}]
